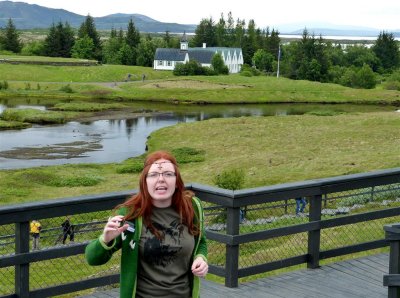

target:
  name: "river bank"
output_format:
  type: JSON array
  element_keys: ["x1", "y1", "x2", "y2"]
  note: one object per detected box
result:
[{"x1": 0, "y1": 110, "x2": 399, "y2": 205}]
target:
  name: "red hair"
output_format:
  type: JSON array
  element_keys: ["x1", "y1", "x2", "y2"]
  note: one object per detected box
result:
[{"x1": 117, "y1": 150, "x2": 198, "y2": 237}]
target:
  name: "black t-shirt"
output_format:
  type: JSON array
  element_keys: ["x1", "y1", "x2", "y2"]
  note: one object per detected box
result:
[{"x1": 136, "y1": 206, "x2": 195, "y2": 298}]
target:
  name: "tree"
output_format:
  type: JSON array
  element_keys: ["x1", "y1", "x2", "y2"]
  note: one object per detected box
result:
[
  {"x1": 119, "y1": 43, "x2": 136, "y2": 65},
  {"x1": 136, "y1": 36, "x2": 156, "y2": 67},
  {"x1": 44, "y1": 22, "x2": 75, "y2": 57},
  {"x1": 192, "y1": 18, "x2": 216, "y2": 47},
  {"x1": 339, "y1": 64, "x2": 376, "y2": 89},
  {"x1": 286, "y1": 29, "x2": 330, "y2": 82},
  {"x1": 225, "y1": 12, "x2": 236, "y2": 47},
  {"x1": 1, "y1": 18, "x2": 22, "y2": 53},
  {"x1": 123, "y1": 18, "x2": 141, "y2": 65},
  {"x1": 246, "y1": 20, "x2": 257, "y2": 51},
  {"x1": 253, "y1": 49, "x2": 274, "y2": 73},
  {"x1": 215, "y1": 13, "x2": 227, "y2": 47},
  {"x1": 125, "y1": 19, "x2": 141, "y2": 48},
  {"x1": 344, "y1": 45, "x2": 380, "y2": 71},
  {"x1": 234, "y1": 18, "x2": 246, "y2": 47},
  {"x1": 71, "y1": 35, "x2": 95, "y2": 59},
  {"x1": 265, "y1": 28, "x2": 281, "y2": 58},
  {"x1": 356, "y1": 64, "x2": 376, "y2": 89},
  {"x1": 211, "y1": 52, "x2": 229, "y2": 74},
  {"x1": 21, "y1": 40, "x2": 45, "y2": 56},
  {"x1": 372, "y1": 31, "x2": 400, "y2": 72},
  {"x1": 102, "y1": 37, "x2": 123, "y2": 64},
  {"x1": 78, "y1": 15, "x2": 102, "y2": 60}
]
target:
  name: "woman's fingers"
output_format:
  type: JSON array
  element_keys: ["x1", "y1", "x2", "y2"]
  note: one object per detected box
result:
[
  {"x1": 102, "y1": 215, "x2": 127, "y2": 243},
  {"x1": 191, "y1": 257, "x2": 208, "y2": 277}
]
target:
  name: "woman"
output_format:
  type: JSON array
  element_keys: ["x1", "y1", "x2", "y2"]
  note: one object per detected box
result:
[{"x1": 85, "y1": 150, "x2": 208, "y2": 298}]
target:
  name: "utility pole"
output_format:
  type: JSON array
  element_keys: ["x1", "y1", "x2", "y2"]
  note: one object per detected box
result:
[{"x1": 277, "y1": 43, "x2": 281, "y2": 78}]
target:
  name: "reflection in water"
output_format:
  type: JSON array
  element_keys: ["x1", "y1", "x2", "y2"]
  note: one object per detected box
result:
[
  {"x1": 0, "y1": 114, "x2": 195, "y2": 169},
  {"x1": 0, "y1": 100, "x2": 394, "y2": 169}
]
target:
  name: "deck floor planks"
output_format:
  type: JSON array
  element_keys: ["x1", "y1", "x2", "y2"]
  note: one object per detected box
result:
[
  {"x1": 328, "y1": 259, "x2": 384, "y2": 285},
  {"x1": 77, "y1": 253, "x2": 390, "y2": 298}
]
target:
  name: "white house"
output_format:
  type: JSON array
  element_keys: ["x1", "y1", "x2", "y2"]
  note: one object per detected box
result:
[{"x1": 153, "y1": 33, "x2": 244, "y2": 73}]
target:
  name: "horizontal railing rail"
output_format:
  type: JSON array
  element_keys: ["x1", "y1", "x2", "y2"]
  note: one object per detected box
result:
[{"x1": 0, "y1": 167, "x2": 399, "y2": 297}]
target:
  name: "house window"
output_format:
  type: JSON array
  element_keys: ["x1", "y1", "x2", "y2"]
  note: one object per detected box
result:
[
  {"x1": 157, "y1": 60, "x2": 163, "y2": 66},
  {"x1": 167, "y1": 61, "x2": 172, "y2": 66}
]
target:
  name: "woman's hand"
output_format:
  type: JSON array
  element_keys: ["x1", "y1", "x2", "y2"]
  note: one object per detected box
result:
[
  {"x1": 101, "y1": 215, "x2": 129, "y2": 244},
  {"x1": 191, "y1": 256, "x2": 208, "y2": 277}
]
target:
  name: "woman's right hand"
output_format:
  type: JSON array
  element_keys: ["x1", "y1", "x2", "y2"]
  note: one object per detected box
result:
[{"x1": 101, "y1": 215, "x2": 129, "y2": 244}]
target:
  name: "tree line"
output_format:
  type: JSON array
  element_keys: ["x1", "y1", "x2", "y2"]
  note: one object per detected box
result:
[{"x1": 0, "y1": 13, "x2": 399, "y2": 89}]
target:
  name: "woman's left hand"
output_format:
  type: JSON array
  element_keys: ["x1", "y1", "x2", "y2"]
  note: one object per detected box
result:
[{"x1": 191, "y1": 256, "x2": 208, "y2": 277}]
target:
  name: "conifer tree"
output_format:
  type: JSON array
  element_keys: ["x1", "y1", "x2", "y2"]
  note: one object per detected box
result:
[
  {"x1": 78, "y1": 15, "x2": 102, "y2": 60},
  {"x1": 372, "y1": 31, "x2": 400, "y2": 72},
  {"x1": 1, "y1": 18, "x2": 22, "y2": 53},
  {"x1": 125, "y1": 19, "x2": 140, "y2": 48},
  {"x1": 44, "y1": 22, "x2": 75, "y2": 57}
]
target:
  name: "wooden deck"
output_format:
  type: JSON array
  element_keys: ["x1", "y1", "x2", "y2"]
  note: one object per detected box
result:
[{"x1": 79, "y1": 253, "x2": 389, "y2": 298}]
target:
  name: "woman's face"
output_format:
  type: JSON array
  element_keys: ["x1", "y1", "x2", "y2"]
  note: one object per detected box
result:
[{"x1": 146, "y1": 158, "x2": 177, "y2": 208}]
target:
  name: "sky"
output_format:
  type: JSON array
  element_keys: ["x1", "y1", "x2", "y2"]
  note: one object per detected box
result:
[{"x1": 6, "y1": 0, "x2": 400, "y2": 30}]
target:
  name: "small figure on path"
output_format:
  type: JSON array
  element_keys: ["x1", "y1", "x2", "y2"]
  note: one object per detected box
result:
[
  {"x1": 295, "y1": 197, "x2": 307, "y2": 216},
  {"x1": 61, "y1": 216, "x2": 75, "y2": 244},
  {"x1": 30, "y1": 220, "x2": 42, "y2": 250}
]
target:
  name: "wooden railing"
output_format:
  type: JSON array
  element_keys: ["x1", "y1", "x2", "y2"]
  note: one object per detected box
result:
[
  {"x1": 384, "y1": 223, "x2": 400, "y2": 297},
  {"x1": 1, "y1": 167, "x2": 400, "y2": 297}
]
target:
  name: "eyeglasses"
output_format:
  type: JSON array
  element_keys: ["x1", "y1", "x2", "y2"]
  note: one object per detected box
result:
[{"x1": 146, "y1": 171, "x2": 176, "y2": 179}]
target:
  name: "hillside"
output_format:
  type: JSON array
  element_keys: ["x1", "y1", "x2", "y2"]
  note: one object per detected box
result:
[{"x1": 0, "y1": 1, "x2": 197, "y2": 32}]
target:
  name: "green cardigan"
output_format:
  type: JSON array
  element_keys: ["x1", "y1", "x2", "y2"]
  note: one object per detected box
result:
[{"x1": 85, "y1": 197, "x2": 208, "y2": 298}]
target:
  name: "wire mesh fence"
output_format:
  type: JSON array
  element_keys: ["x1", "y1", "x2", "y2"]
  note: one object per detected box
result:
[
  {"x1": 203, "y1": 182, "x2": 400, "y2": 273},
  {"x1": 0, "y1": 210, "x2": 121, "y2": 296}
]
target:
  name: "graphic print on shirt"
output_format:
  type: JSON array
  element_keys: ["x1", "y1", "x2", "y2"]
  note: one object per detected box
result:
[{"x1": 143, "y1": 219, "x2": 185, "y2": 267}]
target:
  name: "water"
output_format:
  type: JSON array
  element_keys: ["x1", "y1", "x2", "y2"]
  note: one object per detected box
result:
[{"x1": 0, "y1": 101, "x2": 395, "y2": 169}]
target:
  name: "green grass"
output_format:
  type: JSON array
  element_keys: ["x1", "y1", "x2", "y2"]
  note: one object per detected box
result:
[
  {"x1": 0, "y1": 119, "x2": 31, "y2": 129},
  {"x1": 0, "y1": 111, "x2": 399, "y2": 205},
  {"x1": 51, "y1": 101, "x2": 128, "y2": 112},
  {"x1": 0, "y1": 108, "x2": 66, "y2": 124},
  {"x1": 0, "y1": 54, "x2": 97, "y2": 63},
  {"x1": 0, "y1": 63, "x2": 170, "y2": 82},
  {"x1": 0, "y1": 61, "x2": 399, "y2": 104}
]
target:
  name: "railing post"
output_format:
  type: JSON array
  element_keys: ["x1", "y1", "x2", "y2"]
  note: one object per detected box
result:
[
  {"x1": 225, "y1": 206, "x2": 240, "y2": 287},
  {"x1": 383, "y1": 223, "x2": 400, "y2": 298},
  {"x1": 307, "y1": 194, "x2": 322, "y2": 269},
  {"x1": 15, "y1": 221, "x2": 30, "y2": 298}
]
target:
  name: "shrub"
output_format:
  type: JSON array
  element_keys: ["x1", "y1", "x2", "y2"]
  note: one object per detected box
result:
[
  {"x1": 116, "y1": 161, "x2": 144, "y2": 174},
  {"x1": 384, "y1": 81, "x2": 400, "y2": 90},
  {"x1": 116, "y1": 157, "x2": 145, "y2": 174},
  {"x1": 306, "y1": 110, "x2": 341, "y2": 116},
  {"x1": 213, "y1": 169, "x2": 245, "y2": 190},
  {"x1": 59, "y1": 84, "x2": 74, "y2": 93},
  {"x1": 240, "y1": 70, "x2": 253, "y2": 77},
  {"x1": 0, "y1": 80, "x2": 9, "y2": 90},
  {"x1": 240, "y1": 64, "x2": 260, "y2": 76},
  {"x1": 172, "y1": 147, "x2": 205, "y2": 164},
  {"x1": 173, "y1": 60, "x2": 213, "y2": 76},
  {"x1": 47, "y1": 175, "x2": 104, "y2": 187}
]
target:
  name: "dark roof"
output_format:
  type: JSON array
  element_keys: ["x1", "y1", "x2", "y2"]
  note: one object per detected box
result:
[
  {"x1": 187, "y1": 49, "x2": 215, "y2": 64},
  {"x1": 154, "y1": 48, "x2": 186, "y2": 61}
]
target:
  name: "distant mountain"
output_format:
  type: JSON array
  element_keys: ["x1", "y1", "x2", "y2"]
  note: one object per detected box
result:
[
  {"x1": 0, "y1": 1, "x2": 197, "y2": 32},
  {"x1": 0, "y1": 1, "x2": 398, "y2": 38},
  {"x1": 277, "y1": 22, "x2": 400, "y2": 38}
]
